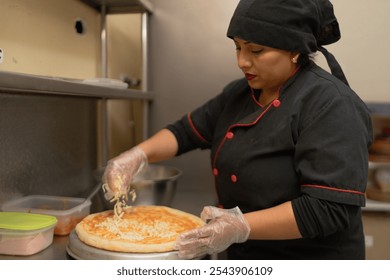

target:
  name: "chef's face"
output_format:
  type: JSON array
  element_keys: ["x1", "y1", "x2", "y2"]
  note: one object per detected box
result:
[{"x1": 234, "y1": 38, "x2": 298, "y2": 92}]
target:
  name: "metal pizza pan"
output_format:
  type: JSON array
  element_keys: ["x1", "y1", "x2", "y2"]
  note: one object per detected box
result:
[{"x1": 66, "y1": 230, "x2": 182, "y2": 260}]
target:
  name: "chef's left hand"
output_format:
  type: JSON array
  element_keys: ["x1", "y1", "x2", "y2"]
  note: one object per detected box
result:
[{"x1": 175, "y1": 206, "x2": 250, "y2": 259}]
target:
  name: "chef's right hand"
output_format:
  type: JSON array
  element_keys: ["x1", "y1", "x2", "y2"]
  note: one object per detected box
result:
[{"x1": 102, "y1": 146, "x2": 148, "y2": 201}]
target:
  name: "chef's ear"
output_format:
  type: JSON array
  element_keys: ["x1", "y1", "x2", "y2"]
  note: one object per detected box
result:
[{"x1": 291, "y1": 53, "x2": 300, "y2": 64}]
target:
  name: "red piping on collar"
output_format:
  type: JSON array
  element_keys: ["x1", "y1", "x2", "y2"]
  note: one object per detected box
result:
[
  {"x1": 250, "y1": 88, "x2": 264, "y2": 108},
  {"x1": 249, "y1": 64, "x2": 301, "y2": 107},
  {"x1": 212, "y1": 65, "x2": 302, "y2": 173},
  {"x1": 212, "y1": 101, "x2": 274, "y2": 169},
  {"x1": 289, "y1": 64, "x2": 301, "y2": 79}
]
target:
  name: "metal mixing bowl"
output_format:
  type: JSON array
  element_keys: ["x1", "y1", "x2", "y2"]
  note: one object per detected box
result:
[{"x1": 101, "y1": 164, "x2": 182, "y2": 209}]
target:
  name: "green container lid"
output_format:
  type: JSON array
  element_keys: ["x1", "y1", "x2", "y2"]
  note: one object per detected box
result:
[{"x1": 0, "y1": 212, "x2": 57, "y2": 231}]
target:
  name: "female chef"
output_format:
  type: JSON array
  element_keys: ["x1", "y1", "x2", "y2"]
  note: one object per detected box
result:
[{"x1": 103, "y1": 0, "x2": 373, "y2": 259}]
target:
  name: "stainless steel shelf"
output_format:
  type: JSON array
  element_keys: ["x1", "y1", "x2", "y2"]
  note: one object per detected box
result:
[
  {"x1": 79, "y1": 0, "x2": 154, "y2": 14},
  {"x1": 0, "y1": 71, "x2": 154, "y2": 100},
  {"x1": 365, "y1": 199, "x2": 390, "y2": 212}
]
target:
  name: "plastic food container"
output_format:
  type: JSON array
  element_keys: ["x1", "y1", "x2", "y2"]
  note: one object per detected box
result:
[
  {"x1": 2, "y1": 195, "x2": 91, "y2": 236},
  {"x1": 0, "y1": 212, "x2": 57, "y2": 256}
]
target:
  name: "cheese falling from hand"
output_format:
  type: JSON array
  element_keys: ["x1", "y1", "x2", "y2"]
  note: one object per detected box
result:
[{"x1": 102, "y1": 182, "x2": 137, "y2": 218}]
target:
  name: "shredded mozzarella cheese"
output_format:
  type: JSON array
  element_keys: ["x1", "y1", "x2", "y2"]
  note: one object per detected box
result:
[{"x1": 95, "y1": 216, "x2": 176, "y2": 241}]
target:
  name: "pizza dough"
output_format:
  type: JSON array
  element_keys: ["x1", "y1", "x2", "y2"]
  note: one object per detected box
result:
[{"x1": 75, "y1": 205, "x2": 204, "y2": 253}]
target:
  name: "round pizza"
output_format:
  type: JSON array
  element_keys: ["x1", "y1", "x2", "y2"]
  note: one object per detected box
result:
[{"x1": 75, "y1": 205, "x2": 204, "y2": 253}]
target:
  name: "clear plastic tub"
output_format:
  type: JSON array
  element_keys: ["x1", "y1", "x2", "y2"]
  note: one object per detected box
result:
[
  {"x1": 2, "y1": 195, "x2": 91, "y2": 236},
  {"x1": 0, "y1": 212, "x2": 57, "y2": 256}
]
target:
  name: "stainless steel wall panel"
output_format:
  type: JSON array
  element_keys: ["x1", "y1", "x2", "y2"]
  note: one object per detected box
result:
[{"x1": 0, "y1": 93, "x2": 97, "y2": 206}]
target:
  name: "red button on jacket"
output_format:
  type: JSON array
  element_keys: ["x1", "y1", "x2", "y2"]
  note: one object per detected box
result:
[
  {"x1": 272, "y1": 99, "x2": 281, "y2": 107},
  {"x1": 226, "y1": 132, "x2": 234, "y2": 139}
]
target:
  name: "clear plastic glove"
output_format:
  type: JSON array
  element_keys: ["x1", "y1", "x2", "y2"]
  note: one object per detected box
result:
[
  {"x1": 175, "y1": 206, "x2": 250, "y2": 259},
  {"x1": 102, "y1": 146, "x2": 148, "y2": 201}
]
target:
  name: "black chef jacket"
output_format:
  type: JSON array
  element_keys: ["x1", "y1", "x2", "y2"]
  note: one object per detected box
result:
[{"x1": 167, "y1": 62, "x2": 373, "y2": 259}]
